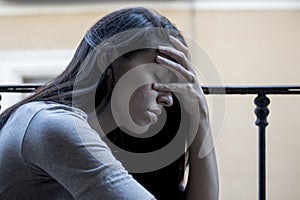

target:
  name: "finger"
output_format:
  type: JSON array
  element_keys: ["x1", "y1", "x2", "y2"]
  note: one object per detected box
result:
[
  {"x1": 156, "y1": 55, "x2": 195, "y2": 83},
  {"x1": 169, "y1": 35, "x2": 190, "y2": 59},
  {"x1": 152, "y1": 83, "x2": 175, "y2": 92},
  {"x1": 158, "y1": 45, "x2": 195, "y2": 74},
  {"x1": 158, "y1": 46, "x2": 186, "y2": 64},
  {"x1": 153, "y1": 82, "x2": 194, "y2": 96}
]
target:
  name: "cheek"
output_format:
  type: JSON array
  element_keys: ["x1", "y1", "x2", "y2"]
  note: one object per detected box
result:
[
  {"x1": 129, "y1": 90, "x2": 144, "y2": 112},
  {"x1": 133, "y1": 85, "x2": 157, "y2": 105},
  {"x1": 129, "y1": 85, "x2": 157, "y2": 122}
]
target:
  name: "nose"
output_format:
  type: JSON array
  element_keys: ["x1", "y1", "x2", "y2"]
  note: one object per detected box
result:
[{"x1": 157, "y1": 91, "x2": 173, "y2": 107}]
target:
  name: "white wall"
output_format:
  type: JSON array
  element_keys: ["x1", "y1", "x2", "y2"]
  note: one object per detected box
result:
[{"x1": 0, "y1": 50, "x2": 73, "y2": 110}]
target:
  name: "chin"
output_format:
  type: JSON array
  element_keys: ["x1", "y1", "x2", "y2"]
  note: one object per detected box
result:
[
  {"x1": 137, "y1": 118, "x2": 152, "y2": 127},
  {"x1": 135, "y1": 115, "x2": 154, "y2": 127},
  {"x1": 132, "y1": 111, "x2": 158, "y2": 127}
]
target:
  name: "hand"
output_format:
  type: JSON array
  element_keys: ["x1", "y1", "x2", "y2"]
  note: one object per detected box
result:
[
  {"x1": 153, "y1": 35, "x2": 212, "y2": 157},
  {"x1": 154, "y1": 36, "x2": 208, "y2": 116},
  {"x1": 154, "y1": 36, "x2": 219, "y2": 200}
]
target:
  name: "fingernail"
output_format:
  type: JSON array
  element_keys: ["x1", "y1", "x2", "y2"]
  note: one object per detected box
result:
[
  {"x1": 156, "y1": 55, "x2": 163, "y2": 63},
  {"x1": 169, "y1": 35, "x2": 177, "y2": 41},
  {"x1": 158, "y1": 46, "x2": 166, "y2": 51},
  {"x1": 153, "y1": 83, "x2": 160, "y2": 88}
]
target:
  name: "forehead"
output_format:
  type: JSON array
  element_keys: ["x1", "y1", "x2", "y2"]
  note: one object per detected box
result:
[
  {"x1": 129, "y1": 50, "x2": 178, "y2": 82},
  {"x1": 115, "y1": 49, "x2": 156, "y2": 73},
  {"x1": 125, "y1": 49, "x2": 171, "y2": 74},
  {"x1": 130, "y1": 49, "x2": 158, "y2": 63},
  {"x1": 126, "y1": 48, "x2": 175, "y2": 66},
  {"x1": 114, "y1": 48, "x2": 177, "y2": 83}
]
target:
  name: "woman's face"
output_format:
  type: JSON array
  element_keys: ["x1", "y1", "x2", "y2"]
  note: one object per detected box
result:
[
  {"x1": 129, "y1": 82, "x2": 172, "y2": 127},
  {"x1": 114, "y1": 50, "x2": 174, "y2": 128}
]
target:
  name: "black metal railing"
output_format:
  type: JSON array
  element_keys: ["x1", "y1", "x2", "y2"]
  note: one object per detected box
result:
[{"x1": 1, "y1": 84, "x2": 300, "y2": 200}]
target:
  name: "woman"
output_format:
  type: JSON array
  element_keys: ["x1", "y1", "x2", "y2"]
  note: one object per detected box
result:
[{"x1": 0, "y1": 7, "x2": 218, "y2": 200}]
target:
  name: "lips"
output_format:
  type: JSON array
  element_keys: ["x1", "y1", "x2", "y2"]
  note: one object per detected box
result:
[
  {"x1": 149, "y1": 108, "x2": 162, "y2": 117},
  {"x1": 146, "y1": 111, "x2": 157, "y2": 124},
  {"x1": 145, "y1": 107, "x2": 162, "y2": 125}
]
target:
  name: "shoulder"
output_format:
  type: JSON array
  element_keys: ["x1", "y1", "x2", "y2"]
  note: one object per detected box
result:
[
  {"x1": 25, "y1": 101, "x2": 88, "y2": 135},
  {"x1": 22, "y1": 101, "x2": 113, "y2": 165},
  {"x1": 21, "y1": 102, "x2": 124, "y2": 175},
  {"x1": 22, "y1": 101, "x2": 96, "y2": 156}
]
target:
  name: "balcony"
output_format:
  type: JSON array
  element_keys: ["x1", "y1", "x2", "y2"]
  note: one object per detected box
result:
[
  {"x1": 1, "y1": 1, "x2": 300, "y2": 199},
  {"x1": 1, "y1": 84, "x2": 300, "y2": 200}
]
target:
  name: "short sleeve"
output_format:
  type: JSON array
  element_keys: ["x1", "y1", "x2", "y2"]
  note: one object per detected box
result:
[{"x1": 21, "y1": 105, "x2": 155, "y2": 200}]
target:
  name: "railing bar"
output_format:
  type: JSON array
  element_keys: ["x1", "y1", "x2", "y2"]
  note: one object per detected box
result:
[
  {"x1": 288, "y1": 89, "x2": 300, "y2": 92},
  {"x1": 0, "y1": 85, "x2": 41, "y2": 93},
  {"x1": 202, "y1": 86, "x2": 300, "y2": 95},
  {"x1": 254, "y1": 94, "x2": 270, "y2": 200},
  {"x1": 0, "y1": 84, "x2": 299, "y2": 200},
  {"x1": 1, "y1": 85, "x2": 300, "y2": 95}
]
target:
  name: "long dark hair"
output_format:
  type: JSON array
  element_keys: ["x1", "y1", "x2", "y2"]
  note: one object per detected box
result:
[{"x1": 0, "y1": 7, "x2": 189, "y2": 199}]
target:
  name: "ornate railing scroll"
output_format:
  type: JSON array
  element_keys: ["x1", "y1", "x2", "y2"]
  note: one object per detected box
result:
[
  {"x1": 203, "y1": 85, "x2": 300, "y2": 200},
  {"x1": 1, "y1": 84, "x2": 300, "y2": 200}
]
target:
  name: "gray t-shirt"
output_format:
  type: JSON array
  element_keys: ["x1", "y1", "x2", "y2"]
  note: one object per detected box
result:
[{"x1": 0, "y1": 101, "x2": 155, "y2": 200}]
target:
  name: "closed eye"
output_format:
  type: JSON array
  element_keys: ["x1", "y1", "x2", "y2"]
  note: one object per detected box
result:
[{"x1": 154, "y1": 70, "x2": 178, "y2": 83}]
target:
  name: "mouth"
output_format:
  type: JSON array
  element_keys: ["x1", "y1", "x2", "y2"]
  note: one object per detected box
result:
[
  {"x1": 145, "y1": 107, "x2": 162, "y2": 125},
  {"x1": 146, "y1": 111, "x2": 158, "y2": 125},
  {"x1": 148, "y1": 108, "x2": 162, "y2": 117}
]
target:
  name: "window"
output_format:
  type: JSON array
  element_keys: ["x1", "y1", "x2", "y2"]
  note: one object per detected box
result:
[{"x1": 0, "y1": 49, "x2": 73, "y2": 111}]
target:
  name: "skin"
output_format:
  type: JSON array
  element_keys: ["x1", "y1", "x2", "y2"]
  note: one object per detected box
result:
[
  {"x1": 153, "y1": 35, "x2": 219, "y2": 200},
  {"x1": 96, "y1": 49, "x2": 174, "y2": 134},
  {"x1": 95, "y1": 36, "x2": 219, "y2": 199},
  {"x1": 125, "y1": 50, "x2": 174, "y2": 127},
  {"x1": 129, "y1": 83, "x2": 172, "y2": 126}
]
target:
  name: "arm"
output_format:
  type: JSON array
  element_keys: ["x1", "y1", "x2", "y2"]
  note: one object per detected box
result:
[
  {"x1": 185, "y1": 110, "x2": 219, "y2": 200},
  {"x1": 186, "y1": 147, "x2": 219, "y2": 200},
  {"x1": 184, "y1": 82, "x2": 219, "y2": 200},
  {"x1": 154, "y1": 35, "x2": 219, "y2": 199}
]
